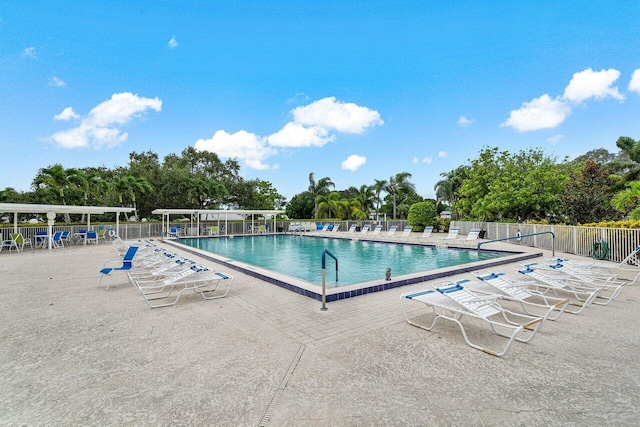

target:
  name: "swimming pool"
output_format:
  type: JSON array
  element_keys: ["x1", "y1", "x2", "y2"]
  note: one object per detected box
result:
[
  {"x1": 172, "y1": 234, "x2": 541, "y2": 302},
  {"x1": 179, "y1": 235, "x2": 505, "y2": 286}
]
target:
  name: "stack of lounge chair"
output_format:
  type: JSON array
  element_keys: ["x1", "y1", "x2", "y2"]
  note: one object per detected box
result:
[
  {"x1": 98, "y1": 237, "x2": 233, "y2": 308},
  {"x1": 400, "y1": 250, "x2": 635, "y2": 357}
]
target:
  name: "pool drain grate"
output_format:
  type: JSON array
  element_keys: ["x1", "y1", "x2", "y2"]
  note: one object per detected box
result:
[{"x1": 259, "y1": 343, "x2": 306, "y2": 427}]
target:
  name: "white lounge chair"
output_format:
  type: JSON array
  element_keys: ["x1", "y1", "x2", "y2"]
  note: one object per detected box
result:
[
  {"x1": 133, "y1": 265, "x2": 233, "y2": 308},
  {"x1": 536, "y1": 261, "x2": 625, "y2": 305},
  {"x1": 395, "y1": 226, "x2": 412, "y2": 239},
  {"x1": 515, "y1": 266, "x2": 601, "y2": 314},
  {"x1": 385, "y1": 225, "x2": 397, "y2": 238},
  {"x1": 401, "y1": 281, "x2": 544, "y2": 357},
  {"x1": 346, "y1": 224, "x2": 357, "y2": 233},
  {"x1": 440, "y1": 226, "x2": 460, "y2": 240},
  {"x1": 470, "y1": 271, "x2": 569, "y2": 321},
  {"x1": 360, "y1": 224, "x2": 371, "y2": 234},
  {"x1": 419, "y1": 226, "x2": 434, "y2": 239},
  {"x1": 547, "y1": 251, "x2": 640, "y2": 286},
  {"x1": 453, "y1": 228, "x2": 482, "y2": 246},
  {"x1": 371, "y1": 225, "x2": 383, "y2": 235}
]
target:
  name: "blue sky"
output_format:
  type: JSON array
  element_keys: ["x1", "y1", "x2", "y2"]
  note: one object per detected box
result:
[{"x1": 2, "y1": 1, "x2": 640, "y2": 202}]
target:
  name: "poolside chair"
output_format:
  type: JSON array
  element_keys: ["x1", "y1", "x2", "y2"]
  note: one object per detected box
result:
[
  {"x1": 98, "y1": 246, "x2": 140, "y2": 290},
  {"x1": 85, "y1": 230, "x2": 99, "y2": 245},
  {"x1": 385, "y1": 225, "x2": 397, "y2": 238},
  {"x1": 319, "y1": 224, "x2": 330, "y2": 232},
  {"x1": 546, "y1": 251, "x2": 640, "y2": 286},
  {"x1": 34, "y1": 231, "x2": 49, "y2": 248},
  {"x1": 60, "y1": 230, "x2": 72, "y2": 246},
  {"x1": 166, "y1": 226, "x2": 180, "y2": 237},
  {"x1": 346, "y1": 224, "x2": 357, "y2": 233},
  {"x1": 536, "y1": 261, "x2": 625, "y2": 305},
  {"x1": 97, "y1": 228, "x2": 106, "y2": 242},
  {"x1": 470, "y1": 272, "x2": 569, "y2": 321},
  {"x1": 515, "y1": 266, "x2": 601, "y2": 314},
  {"x1": 440, "y1": 226, "x2": 460, "y2": 240},
  {"x1": 401, "y1": 281, "x2": 544, "y2": 357},
  {"x1": 331, "y1": 224, "x2": 340, "y2": 233},
  {"x1": 51, "y1": 231, "x2": 65, "y2": 248},
  {"x1": 133, "y1": 264, "x2": 233, "y2": 308},
  {"x1": 0, "y1": 233, "x2": 32, "y2": 253},
  {"x1": 453, "y1": 228, "x2": 481, "y2": 245},
  {"x1": 360, "y1": 224, "x2": 371, "y2": 234},
  {"x1": 371, "y1": 225, "x2": 383, "y2": 236},
  {"x1": 397, "y1": 226, "x2": 412, "y2": 238},
  {"x1": 419, "y1": 226, "x2": 434, "y2": 240}
]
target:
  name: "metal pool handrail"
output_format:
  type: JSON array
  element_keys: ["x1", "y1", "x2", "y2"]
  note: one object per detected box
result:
[
  {"x1": 321, "y1": 249, "x2": 338, "y2": 311},
  {"x1": 477, "y1": 231, "x2": 555, "y2": 256}
]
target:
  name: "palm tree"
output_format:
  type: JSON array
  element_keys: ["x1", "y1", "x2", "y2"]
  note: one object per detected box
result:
[
  {"x1": 33, "y1": 164, "x2": 78, "y2": 222},
  {"x1": 349, "y1": 185, "x2": 375, "y2": 218},
  {"x1": 316, "y1": 191, "x2": 349, "y2": 219},
  {"x1": 372, "y1": 178, "x2": 387, "y2": 219},
  {"x1": 73, "y1": 169, "x2": 108, "y2": 222},
  {"x1": 308, "y1": 172, "x2": 335, "y2": 218},
  {"x1": 434, "y1": 167, "x2": 467, "y2": 220},
  {"x1": 111, "y1": 175, "x2": 153, "y2": 221},
  {"x1": 612, "y1": 181, "x2": 640, "y2": 219},
  {"x1": 385, "y1": 172, "x2": 415, "y2": 219}
]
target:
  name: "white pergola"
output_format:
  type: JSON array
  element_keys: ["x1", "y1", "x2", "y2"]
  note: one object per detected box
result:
[
  {"x1": 151, "y1": 208, "x2": 284, "y2": 237},
  {"x1": 0, "y1": 203, "x2": 134, "y2": 249}
]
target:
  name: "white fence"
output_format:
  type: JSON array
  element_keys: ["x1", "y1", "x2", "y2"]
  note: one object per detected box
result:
[
  {"x1": 5, "y1": 220, "x2": 637, "y2": 263},
  {"x1": 453, "y1": 221, "x2": 640, "y2": 263}
]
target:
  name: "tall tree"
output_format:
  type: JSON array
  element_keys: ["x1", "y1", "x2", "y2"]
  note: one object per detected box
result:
[
  {"x1": 372, "y1": 178, "x2": 387, "y2": 219},
  {"x1": 308, "y1": 173, "x2": 335, "y2": 218},
  {"x1": 612, "y1": 181, "x2": 640, "y2": 219},
  {"x1": 560, "y1": 159, "x2": 619, "y2": 224},
  {"x1": 33, "y1": 164, "x2": 78, "y2": 222},
  {"x1": 111, "y1": 175, "x2": 153, "y2": 220},
  {"x1": 385, "y1": 172, "x2": 415, "y2": 219}
]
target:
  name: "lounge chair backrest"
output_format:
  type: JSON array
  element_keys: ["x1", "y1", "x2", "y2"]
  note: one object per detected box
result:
[
  {"x1": 401, "y1": 226, "x2": 412, "y2": 236},
  {"x1": 122, "y1": 246, "x2": 139, "y2": 268}
]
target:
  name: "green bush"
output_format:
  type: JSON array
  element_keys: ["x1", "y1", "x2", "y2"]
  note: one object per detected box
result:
[{"x1": 408, "y1": 201, "x2": 437, "y2": 232}]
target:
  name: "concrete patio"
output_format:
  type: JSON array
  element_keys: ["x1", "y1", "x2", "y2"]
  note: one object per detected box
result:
[{"x1": 1, "y1": 239, "x2": 638, "y2": 426}]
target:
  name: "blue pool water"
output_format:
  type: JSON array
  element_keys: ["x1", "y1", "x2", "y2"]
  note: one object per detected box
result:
[{"x1": 177, "y1": 235, "x2": 507, "y2": 288}]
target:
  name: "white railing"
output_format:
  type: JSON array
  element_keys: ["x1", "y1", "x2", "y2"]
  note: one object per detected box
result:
[{"x1": 453, "y1": 221, "x2": 640, "y2": 263}]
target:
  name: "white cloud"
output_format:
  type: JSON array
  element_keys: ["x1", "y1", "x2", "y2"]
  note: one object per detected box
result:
[
  {"x1": 457, "y1": 116, "x2": 474, "y2": 126},
  {"x1": 629, "y1": 69, "x2": 640, "y2": 94},
  {"x1": 341, "y1": 154, "x2": 367, "y2": 172},
  {"x1": 48, "y1": 92, "x2": 162, "y2": 149},
  {"x1": 196, "y1": 97, "x2": 383, "y2": 170},
  {"x1": 24, "y1": 46, "x2": 36, "y2": 58},
  {"x1": 168, "y1": 36, "x2": 178, "y2": 48},
  {"x1": 291, "y1": 97, "x2": 383, "y2": 133},
  {"x1": 49, "y1": 76, "x2": 66, "y2": 87},
  {"x1": 501, "y1": 94, "x2": 571, "y2": 132},
  {"x1": 548, "y1": 134, "x2": 565, "y2": 144},
  {"x1": 438, "y1": 151, "x2": 447, "y2": 158},
  {"x1": 53, "y1": 107, "x2": 79, "y2": 121},
  {"x1": 562, "y1": 68, "x2": 624, "y2": 103},
  {"x1": 194, "y1": 130, "x2": 277, "y2": 170},
  {"x1": 413, "y1": 156, "x2": 432, "y2": 164},
  {"x1": 267, "y1": 122, "x2": 335, "y2": 147}
]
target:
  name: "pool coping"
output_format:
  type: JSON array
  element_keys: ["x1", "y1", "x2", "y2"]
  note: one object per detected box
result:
[{"x1": 163, "y1": 234, "x2": 543, "y2": 302}]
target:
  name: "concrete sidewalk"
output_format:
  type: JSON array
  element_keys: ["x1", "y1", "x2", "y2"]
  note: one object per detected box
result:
[{"x1": 0, "y1": 241, "x2": 638, "y2": 426}]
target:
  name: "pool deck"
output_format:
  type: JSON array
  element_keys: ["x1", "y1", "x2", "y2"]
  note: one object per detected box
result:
[{"x1": 1, "y1": 236, "x2": 639, "y2": 426}]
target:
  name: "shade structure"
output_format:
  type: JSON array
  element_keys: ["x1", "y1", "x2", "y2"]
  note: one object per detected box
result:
[{"x1": 0, "y1": 203, "x2": 135, "y2": 249}]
